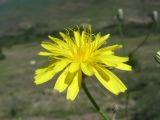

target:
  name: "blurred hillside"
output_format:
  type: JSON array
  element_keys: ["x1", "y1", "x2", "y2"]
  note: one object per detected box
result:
[{"x1": 0, "y1": 0, "x2": 160, "y2": 36}]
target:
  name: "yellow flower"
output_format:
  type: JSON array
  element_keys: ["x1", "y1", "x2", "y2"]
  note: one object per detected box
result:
[{"x1": 34, "y1": 25, "x2": 132, "y2": 101}]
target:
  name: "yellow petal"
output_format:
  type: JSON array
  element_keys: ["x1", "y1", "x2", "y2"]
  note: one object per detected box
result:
[
  {"x1": 96, "y1": 56, "x2": 129, "y2": 67},
  {"x1": 74, "y1": 31, "x2": 80, "y2": 47},
  {"x1": 67, "y1": 70, "x2": 82, "y2": 101},
  {"x1": 34, "y1": 64, "x2": 56, "y2": 85},
  {"x1": 93, "y1": 50, "x2": 114, "y2": 57},
  {"x1": 68, "y1": 62, "x2": 80, "y2": 73},
  {"x1": 93, "y1": 65, "x2": 110, "y2": 81},
  {"x1": 81, "y1": 31, "x2": 87, "y2": 45},
  {"x1": 59, "y1": 32, "x2": 74, "y2": 45},
  {"x1": 93, "y1": 65, "x2": 127, "y2": 95},
  {"x1": 98, "y1": 44, "x2": 122, "y2": 52},
  {"x1": 104, "y1": 69, "x2": 127, "y2": 93},
  {"x1": 34, "y1": 60, "x2": 70, "y2": 85},
  {"x1": 115, "y1": 63, "x2": 132, "y2": 71},
  {"x1": 41, "y1": 41, "x2": 71, "y2": 57},
  {"x1": 38, "y1": 51, "x2": 54, "y2": 56},
  {"x1": 54, "y1": 59, "x2": 71, "y2": 72},
  {"x1": 92, "y1": 32, "x2": 101, "y2": 49},
  {"x1": 35, "y1": 67, "x2": 48, "y2": 75},
  {"x1": 54, "y1": 68, "x2": 68, "y2": 92},
  {"x1": 92, "y1": 33, "x2": 110, "y2": 50},
  {"x1": 95, "y1": 57, "x2": 117, "y2": 67},
  {"x1": 41, "y1": 41, "x2": 58, "y2": 51},
  {"x1": 48, "y1": 35, "x2": 67, "y2": 48},
  {"x1": 65, "y1": 71, "x2": 77, "y2": 84},
  {"x1": 98, "y1": 34, "x2": 110, "y2": 47},
  {"x1": 81, "y1": 63, "x2": 93, "y2": 76},
  {"x1": 104, "y1": 56, "x2": 129, "y2": 62}
]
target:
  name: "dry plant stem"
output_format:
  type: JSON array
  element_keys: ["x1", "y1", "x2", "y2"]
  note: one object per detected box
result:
[
  {"x1": 118, "y1": 21, "x2": 126, "y2": 54},
  {"x1": 118, "y1": 21, "x2": 157, "y2": 120},
  {"x1": 118, "y1": 20, "x2": 129, "y2": 120},
  {"x1": 82, "y1": 79, "x2": 110, "y2": 120},
  {"x1": 124, "y1": 91, "x2": 129, "y2": 120},
  {"x1": 112, "y1": 114, "x2": 116, "y2": 120}
]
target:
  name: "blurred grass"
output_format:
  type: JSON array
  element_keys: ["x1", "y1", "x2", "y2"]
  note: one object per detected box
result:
[{"x1": 0, "y1": 29, "x2": 160, "y2": 119}]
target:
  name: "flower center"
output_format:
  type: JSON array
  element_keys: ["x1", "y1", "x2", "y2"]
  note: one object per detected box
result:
[{"x1": 74, "y1": 46, "x2": 91, "y2": 63}]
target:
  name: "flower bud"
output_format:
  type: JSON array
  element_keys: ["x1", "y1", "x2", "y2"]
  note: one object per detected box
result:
[
  {"x1": 151, "y1": 10, "x2": 158, "y2": 23},
  {"x1": 155, "y1": 51, "x2": 160, "y2": 64},
  {"x1": 117, "y1": 8, "x2": 124, "y2": 21},
  {"x1": 156, "y1": 51, "x2": 160, "y2": 60}
]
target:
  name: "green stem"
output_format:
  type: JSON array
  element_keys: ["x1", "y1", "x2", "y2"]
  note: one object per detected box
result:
[
  {"x1": 82, "y1": 80, "x2": 110, "y2": 120},
  {"x1": 118, "y1": 20, "x2": 126, "y2": 54},
  {"x1": 130, "y1": 23, "x2": 156, "y2": 55}
]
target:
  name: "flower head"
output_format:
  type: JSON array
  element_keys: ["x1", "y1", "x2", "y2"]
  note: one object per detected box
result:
[
  {"x1": 155, "y1": 50, "x2": 160, "y2": 64},
  {"x1": 117, "y1": 8, "x2": 124, "y2": 21},
  {"x1": 34, "y1": 25, "x2": 132, "y2": 101},
  {"x1": 151, "y1": 10, "x2": 159, "y2": 23}
]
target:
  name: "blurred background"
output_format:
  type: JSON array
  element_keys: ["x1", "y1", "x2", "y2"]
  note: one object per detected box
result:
[{"x1": 0, "y1": 0, "x2": 160, "y2": 120}]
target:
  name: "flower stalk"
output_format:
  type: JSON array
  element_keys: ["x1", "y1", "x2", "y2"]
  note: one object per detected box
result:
[{"x1": 82, "y1": 78, "x2": 110, "y2": 120}]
